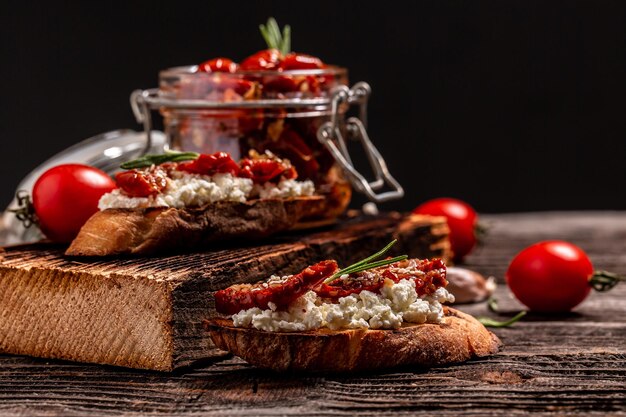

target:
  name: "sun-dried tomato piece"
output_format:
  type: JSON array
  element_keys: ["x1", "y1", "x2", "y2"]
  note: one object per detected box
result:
[
  {"x1": 218, "y1": 78, "x2": 257, "y2": 97},
  {"x1": 278, "y1": 53, "x2": 324, "y2": 70},
  {"x1": 263, "y1": 75, "x2": 299, "y2": 94},
  {"x1": 240, "y1": 49, "x2": 282, "y2": 71},
  {"x1": 177, "y1": 152, "x2": 240, "y2": 176},
  {"x1": 115, "y1": 168, "x2": 167, "y2": 197},
  {"x1": 298, "y1": 75, "x2": 321, "y2": 94},
  {"x1": 238, "y1": 155, "x2": 296, "y2": 184},
  {"x1": 380, "y1": 258, "x2": 448, "y2": 296},
  {"x1": 263, "y1": 129, "x2": 320, "y2": 179},
  {"x1": 214, "y1": 260, "x2": 338, "y2": 315},
  {"x1": 315, "y1": 271, "x2": 385, "y2": 299},
  {"x1": 238, "y1": 159, "x2": 283, "y2": 183},
  {"x1": 315, "y1": 258, "x2": 448, "y2": 300},
  {"x1": 197, "y1": 57, "x2": 239, "y2": 73}
]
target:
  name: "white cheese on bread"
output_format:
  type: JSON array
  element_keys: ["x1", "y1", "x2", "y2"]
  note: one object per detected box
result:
[
  {"x1": 231, "y1": 279, "x2": 455, "y2": 332},
  {"x1": 98, "y1": 173, "x2": 314, "y2": 210}
]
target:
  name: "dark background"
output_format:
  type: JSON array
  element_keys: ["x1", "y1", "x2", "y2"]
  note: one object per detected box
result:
[{"x1": 2, "y1": 0, "x2": 625, "y2": 213}]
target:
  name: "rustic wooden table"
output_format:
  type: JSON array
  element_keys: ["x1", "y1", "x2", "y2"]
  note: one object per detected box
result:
[{"x1": 1, "y1": 212, "x2": 625, "y2": 416}]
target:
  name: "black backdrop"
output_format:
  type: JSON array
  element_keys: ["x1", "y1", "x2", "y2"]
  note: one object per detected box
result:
[{"x1": 2, "y1": 0, "x2": 625, "y2": 213}]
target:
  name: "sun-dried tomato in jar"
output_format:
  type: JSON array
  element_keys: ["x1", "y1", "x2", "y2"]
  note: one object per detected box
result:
[{"x1": 156, "y1": 64, "x2": 352, "y2": 219}]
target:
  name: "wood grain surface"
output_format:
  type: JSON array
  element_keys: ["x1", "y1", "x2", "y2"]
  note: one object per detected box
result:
[{"x1": 1, "y1": 212, "x2": 625, "y2": 416}]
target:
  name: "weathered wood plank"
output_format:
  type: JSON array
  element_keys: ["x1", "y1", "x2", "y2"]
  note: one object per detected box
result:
[
  {"x1": 0, "y1": 212, "x2": 625, "y2": 416},
  {"x1": 0, "y1": 214, "x2": 449, "y2": 371}
]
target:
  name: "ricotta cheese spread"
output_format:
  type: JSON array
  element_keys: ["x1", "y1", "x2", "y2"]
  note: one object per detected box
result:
[
  {"x1": 98, "y1": 173, "x2": 315, "y2": 210},
  {"x1": 255, "y1": 179, "x2": 316, "y2": 199},
  {"x1": 231, "y1": 278, "x2": 455, "y2": 332}
]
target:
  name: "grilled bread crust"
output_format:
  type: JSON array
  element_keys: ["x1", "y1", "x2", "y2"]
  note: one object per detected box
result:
[
  {"x1": 206, "y1": 307, "x2": 501, "y2": 372},
  {"x1": 66, "y1": 196, "x2": 325, "y2": 256}
]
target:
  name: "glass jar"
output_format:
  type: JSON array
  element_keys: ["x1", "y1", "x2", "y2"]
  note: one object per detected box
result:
[{"x1": 131, "y1": 65, "x2": 403, "y2": 219}]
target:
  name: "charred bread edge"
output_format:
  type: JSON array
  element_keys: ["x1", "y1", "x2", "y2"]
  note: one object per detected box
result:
[
  {"x1": 66, "y1": 196, "x2": 326, "y2": 256},
  {"x1": 205, "y1": 307, "x2": 502, "y2": 372}
]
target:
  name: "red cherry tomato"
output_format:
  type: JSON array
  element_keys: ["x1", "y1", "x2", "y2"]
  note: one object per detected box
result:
[
  {"x1": 32, "y1": 164, "x2": 116, "y2": 243},
  {"x1": 506, "y1": 241, "x2": 593, "y2": 312},
  {"x1": 279, "y1": 53, "x2": 324, "y2": 70},
  {"x1": 198, "y1": 57, "x2": 239, "y2": 73},
  {"x1": 240, "y1": 49, "x2": 282, "y2": 71},
  {"x1": 413, "y1": 198, "x2": 478, "y2": 262}
]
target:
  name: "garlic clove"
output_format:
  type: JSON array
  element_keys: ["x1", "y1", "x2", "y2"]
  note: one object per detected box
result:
[{"x1": 446, "y1": 267, "x2": 496, "y2": 304}]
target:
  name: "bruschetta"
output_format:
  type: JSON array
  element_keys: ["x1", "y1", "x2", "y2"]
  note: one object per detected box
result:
[
  {"x1": 206, "y1": 241, "x2": 501, "y2": 372},
  {"x1": 66, "y1": 150, "x2": 348, "y2": 256}
]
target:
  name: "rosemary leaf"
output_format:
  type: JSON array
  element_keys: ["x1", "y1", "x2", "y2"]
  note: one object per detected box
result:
[
  {"x1": 259, "y1": 24, "x2": 274, "y2": 49},
  {"x1": 329, "y1": 256, "x2": 392, "y2": 282},
  {"x1": 324, "y1": 240, "x2": 404, "y2": 284},
  {"x1": 324, "y1": 255, "x2": 408, "y2": 284},
  {"x1": 328, "y1": 239, "x2": 398, "y2": 280},
  {"x1": 478, "y1": 311, "x2": 526, "y2": 328},
  {"x1": 120, "y1": 151, "x2": 199, "y2": 169},
  {"x1": 281, "y1": 25, "x2": 291, "y2": 55},
  {"x1": 353, "y1": 239, "x2": 398, "y2": 268},
  {"x1": 267, "y1": 18, "x2": 282, "y2": 49},
  {"x1": 333, "y1": 256, "x2": 405, "y2": 279},
  {"x1": 348, "y1": 255, "x2": 409, "y2": 274},
  {"x1": 259, "y1": 18, "x2": 291, "y2": 54}
]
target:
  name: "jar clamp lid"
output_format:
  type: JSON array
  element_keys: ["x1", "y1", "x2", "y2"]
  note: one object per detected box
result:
[{"x1": 130, "y1": 81, "x2": 404, "y2": 203}]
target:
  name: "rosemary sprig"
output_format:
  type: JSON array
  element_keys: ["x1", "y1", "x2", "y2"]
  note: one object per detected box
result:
[
  {"x1": 324, "y1": 240, "x2": 407, "y2": 284},
  {"x1": 347, "y1": 255, "x2": 408, "y2": 273},
  {"x1": 120, "y1": 151, "x2": 199, "y2": 170},
  {"x1": 327, "y1": 240, "x2": 397, "y2": 281},
  {"x1": 259, "y1": 17, "x2": 291, "y2": 55},
  {"x1": 337, "y1": 239, "x2": 398, "y2": 275},
  {"x1": 478, "y1": 311, "x2": 526, "y2": 328}
]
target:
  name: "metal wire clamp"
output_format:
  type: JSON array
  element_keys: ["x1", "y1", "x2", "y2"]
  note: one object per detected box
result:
[{"x1": 316, "y1": 82, "x2": 404, "y2": 203}]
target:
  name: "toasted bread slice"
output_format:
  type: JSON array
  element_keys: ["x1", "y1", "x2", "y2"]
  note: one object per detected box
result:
[
  {"x1": 206, "y1": 307, "x2": 501, "y2": 372},
  {"x1": 66, "y1": 196, "x2": 325, "y2": 256}
]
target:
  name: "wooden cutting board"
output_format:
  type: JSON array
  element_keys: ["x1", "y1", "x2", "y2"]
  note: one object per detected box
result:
[{"x1": 0, "y1": 213, "x2": 449, "y2": 371}]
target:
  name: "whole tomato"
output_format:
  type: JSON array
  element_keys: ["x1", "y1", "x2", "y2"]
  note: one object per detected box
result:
[
  {"x1": 506, "y1": 241, "x2": 594, "y2": 312},
  {"x1": 413, "y1": 198, "x2": 478, "y2": 262},
  {"x1": 32, "y1": 164, "x2": 116, "y2": 242}
]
